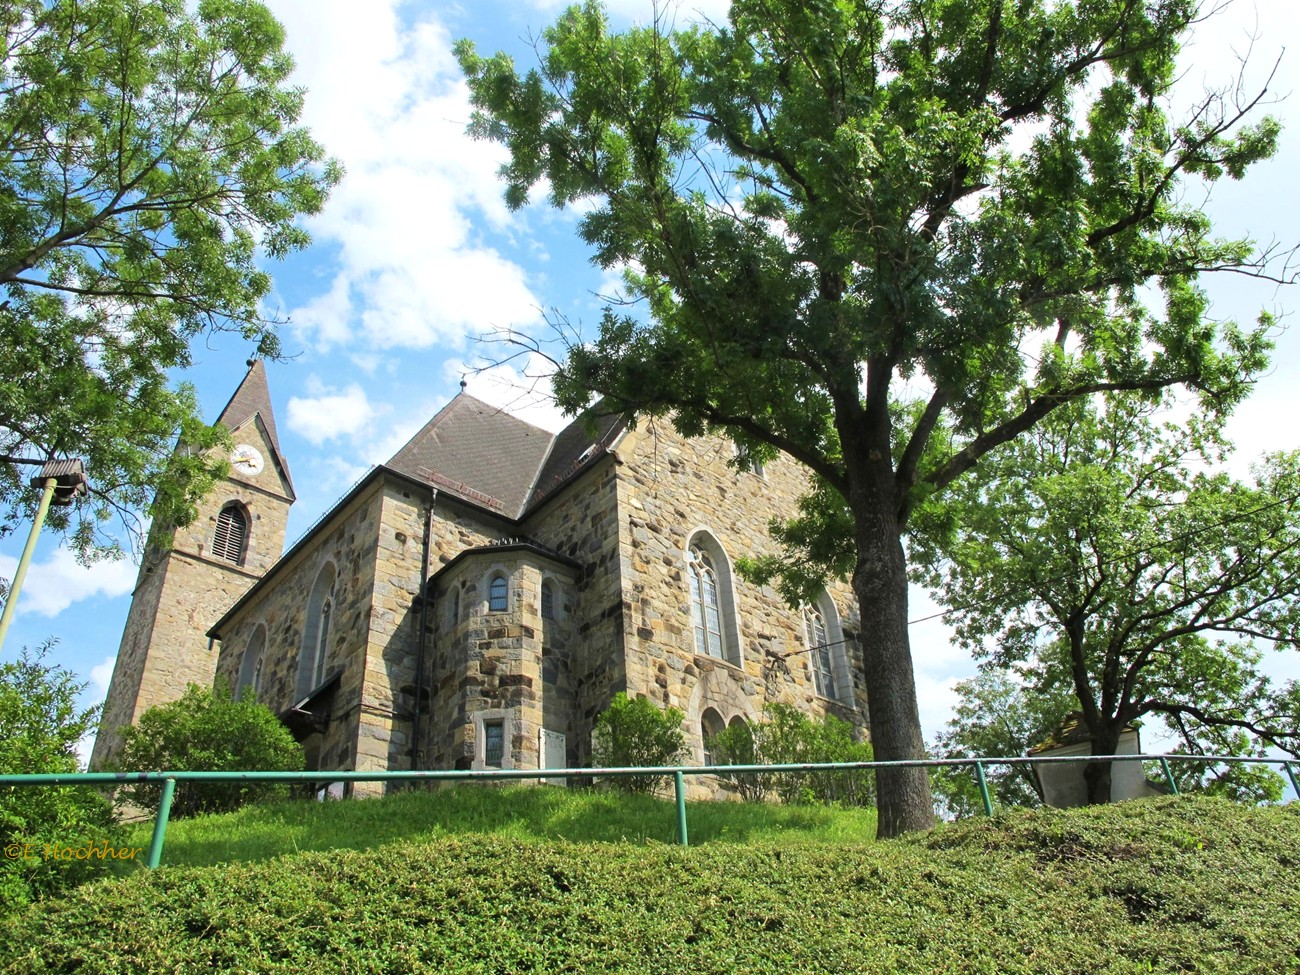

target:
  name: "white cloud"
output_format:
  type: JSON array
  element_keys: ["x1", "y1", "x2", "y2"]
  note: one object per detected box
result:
[
  {"x1": 263, "y1": 0, "x2": 544, "y2": 353},
  {"x1": 446, "y1": 355, "x2": 572, "y2": 433},
  {"x1": 0, "y1": 548, "x2": 136, "y2": 619},
  {"x1": 89, "y1": 654, "x2": 116, "y2": 705},
  {"x1": 286, "y1": 379, "x2": 384, "y2": 445}
]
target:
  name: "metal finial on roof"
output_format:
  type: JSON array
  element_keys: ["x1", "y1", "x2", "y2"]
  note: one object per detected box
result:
[
  {"x1": 459, "y1": 377, "x2": 468, "y2": 390},
  {"x1": 246, "y1": 358, "x2": 256, "y2": 368}
]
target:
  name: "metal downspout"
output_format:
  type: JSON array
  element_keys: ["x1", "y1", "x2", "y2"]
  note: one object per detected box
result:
[{"x1": 410, "y1": 487, "x2": 437, "y2": 770}]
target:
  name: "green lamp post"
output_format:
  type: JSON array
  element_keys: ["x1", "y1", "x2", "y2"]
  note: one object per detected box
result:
[{"x1": 0, "y1": 458, "x2": 87, "y2": 653}]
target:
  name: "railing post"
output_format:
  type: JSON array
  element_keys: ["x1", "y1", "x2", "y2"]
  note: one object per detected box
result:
[
  {"x1": 1159, "y1": 757, "x2": 1179, "y2": 796},
  {"x1": 674, "y1": 771, "x2": 689, "y2": 847},
  {"x1": 146, "y1": 777, "x2": 177, "y2": 869},
  {"x1": 974, "y1": 761, "x2": 993, "y2": 816},
  {"x1": 1284, "y1": 762, "x2": 1300, "y2": 800}
]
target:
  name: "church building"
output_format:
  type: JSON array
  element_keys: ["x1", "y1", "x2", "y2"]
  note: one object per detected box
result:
[{"x1": 92, "y1": 361, "x2": 868, "y2": 793}]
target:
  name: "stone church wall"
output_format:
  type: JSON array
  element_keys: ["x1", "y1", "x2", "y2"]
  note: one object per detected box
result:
[
  {"x1": 611, "y1": 421, "x2": 867, "y2": 796},
  {"x1": 215, "y1": 479, "x2": 388, "y2": 781},
  {"x1": 520, "y1": 455, "x2": 628, "y2": 769}
]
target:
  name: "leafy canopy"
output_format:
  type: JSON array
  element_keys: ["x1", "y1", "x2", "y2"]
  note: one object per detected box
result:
[
  {"x1": 459, "y1": 0, "x2": 1285, "y2": 834},
  {"x1": 913, "y1": 391, "x2": 1300, "y2": 799},
  {"x1": 0, "y1": 0, "x2": 340, "y2": 556}
]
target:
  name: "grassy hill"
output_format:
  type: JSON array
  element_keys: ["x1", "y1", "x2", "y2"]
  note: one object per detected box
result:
[{"x1": 1, "y1": 792, "x2": 1296, "y2": 973}]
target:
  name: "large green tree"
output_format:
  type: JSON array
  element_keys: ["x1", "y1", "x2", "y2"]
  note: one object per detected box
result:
[
  {"x1": 0, "y1": 0, "x2": 339, "y2": 556},
  {"x1": 914, "y1": 392, "x2": 1300, "y2": 803},
  {"x1": 458, "y1": 0, "x2": 1283, "y2": 834}
]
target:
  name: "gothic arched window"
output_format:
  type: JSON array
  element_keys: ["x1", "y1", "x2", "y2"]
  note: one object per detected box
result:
[
  {"x1": 212, "y1": 503, "x2": 248, "y2": 565},
  {"x1": 804, "y1": 604, "x2": 836, "y2": 700},
  {"x1": 297, "y1": 562, "x2": 337, "y2": 699},
  {"x1": 688, "y1": 543, "x2": 727, "y2": 661},
  {"x1": 237, "y1": 626, "x2": 265, "y2": 701},
  {"x1": 804, "y1": 590, "x2": 850, "y2": 704}
]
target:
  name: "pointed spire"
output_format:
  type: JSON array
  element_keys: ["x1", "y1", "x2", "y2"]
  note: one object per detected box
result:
[
  {"x1": 217, "y1": 359, "x2": 283, "y2": 452},
  {"x1": 214, "y1": 358, "x2": 294, "y2": 497}
]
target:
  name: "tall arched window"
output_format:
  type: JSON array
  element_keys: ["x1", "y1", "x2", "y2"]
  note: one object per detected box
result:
[
  {"x1": 688, "y1": 545, "x2": 725, "y2": 660},
  {"x1": 314, "y1": 595, "x2": 332, "y2": 688},
  {"x1": 212, "y1": 503, "x2": 248, "y2": 565},
  {"x1": 237, "y1": 626, "x2": 265, "y2": 701},
  {"x1": 488, "y1": 573, "x2": 509, "y2": 613},
  {"x1": 540, "y1": 580, "x2": 556, "y2": 620},
  {"x1": 805, "y1": 590, "x2": 850, "y2": 704},
  {"x1": 297, "y1": 562, "x2": 337, "y2": 699},
  {"x1": 804, "y1": 605, "x2": 836, "y2": 700}
]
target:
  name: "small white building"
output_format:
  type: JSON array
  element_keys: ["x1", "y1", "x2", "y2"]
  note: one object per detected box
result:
[{"x1": 1031, "y1": 717, "x2": 1169, "y2": 807}]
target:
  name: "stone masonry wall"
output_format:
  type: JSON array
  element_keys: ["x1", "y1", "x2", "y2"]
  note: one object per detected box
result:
[
  {"x1": 611, "y1": 421, "x2": 866, "y2": 796},
  {"x1": 214, "y1": 479, "x2": 385, "y2": 783},
  {"x1": 520, "y1": 457, "x2": 627, "y2": 768}
]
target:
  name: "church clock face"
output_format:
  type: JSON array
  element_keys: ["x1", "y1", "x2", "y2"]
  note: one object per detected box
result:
[{"x1": 231, "y1": 444, "x2": 264, "y2": 477}]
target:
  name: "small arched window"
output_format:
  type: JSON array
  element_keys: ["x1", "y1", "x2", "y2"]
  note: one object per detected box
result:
[
  {"x1": 212, "y1": 503, "x2": 248, "y2": 565},
  {"x1": 688, "y1": 545, "x2": 725, "y2": 660},
  {"x1": 446, "y1": 585, "x2": 460, "y2": 630},
  {"x1": 541, "y1": 580, "x2": 556, "y2": 620},
  {"x1": 488, "y1": 574, "x2": 508, "y2": 613}
]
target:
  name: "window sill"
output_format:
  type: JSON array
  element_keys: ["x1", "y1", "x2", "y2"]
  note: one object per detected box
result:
[{"x1": 694, "y1": 653, "x2": 745, "y2": 674}]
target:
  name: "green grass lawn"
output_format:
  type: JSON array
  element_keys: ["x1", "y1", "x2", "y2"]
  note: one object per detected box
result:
[{"x1": 124, "y1": 784, "x2": 878, "y2": 868}]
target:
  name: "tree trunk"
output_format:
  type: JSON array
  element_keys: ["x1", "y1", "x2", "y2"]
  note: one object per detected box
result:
[
  {"x1": 852, "y1": 510, "x2": 935, "y2": 838},
  {"x1": 1083, "y1": 728, "x2": 1121, "y2": 805}
]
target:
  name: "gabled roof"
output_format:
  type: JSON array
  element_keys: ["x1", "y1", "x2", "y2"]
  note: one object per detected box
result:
[
  {"x1": 216, "y1": 359, "x2": 294, "y2": 497},
  {"x1": 385, "y1": 392, "x2": 554, "y2": 518},
  {"x1": 524, "y1": 410, "x2": 626, "y2": 511}
]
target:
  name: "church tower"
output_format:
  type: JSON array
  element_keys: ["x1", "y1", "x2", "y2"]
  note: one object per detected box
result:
[{"x1": 90, "y1": 360, "x2": 294, "y2": 768}]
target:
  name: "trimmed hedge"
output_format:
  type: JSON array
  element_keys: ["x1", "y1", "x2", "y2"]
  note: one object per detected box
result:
[{"x1": 2, "y1": 796, "x2": 1297, "y2": 973}]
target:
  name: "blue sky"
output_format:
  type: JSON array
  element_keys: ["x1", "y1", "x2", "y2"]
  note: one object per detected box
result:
[{"x1": 2, "y1": 0, "x2": 1298, "y2": 762}]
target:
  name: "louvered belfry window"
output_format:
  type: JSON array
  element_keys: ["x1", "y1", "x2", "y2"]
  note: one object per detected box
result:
[{"x1": 212, "y1": 504, "x2": 248, "y2": 564}]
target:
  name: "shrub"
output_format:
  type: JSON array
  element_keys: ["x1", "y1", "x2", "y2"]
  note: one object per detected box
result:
[
  {"x1": 0, "y1": 643, "x2": 119, "y2": 911},
  {"x1": 591, "y1": 693, "x2": 685, "y2": 793},
  {"x1": 709, "y1": 703, "x2": 875, "y2": 806},
  {"x1": 115, "y1": 683, "x2": 305, "y2": 818}
]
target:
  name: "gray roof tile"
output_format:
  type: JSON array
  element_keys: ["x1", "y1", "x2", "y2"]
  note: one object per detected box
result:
[{"x1": 385, "y1": 393, "x2": 555, "y2": 518}]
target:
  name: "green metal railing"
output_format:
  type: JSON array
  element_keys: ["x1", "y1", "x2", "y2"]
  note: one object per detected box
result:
[{"x1": 2, "y1": 753, "x2": 1295, "y2": 867}]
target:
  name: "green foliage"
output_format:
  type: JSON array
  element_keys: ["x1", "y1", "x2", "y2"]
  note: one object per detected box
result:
[
  {"x1": 0, "y1": 0, "x2": 340, "y2": 558},
  {"x1": 913, "y1": 392, "x2": 1300, "y2": 802},
  {"x1": 459, "y1": 0, "x2": 1285, "y2": 835},
  {"x1": 0, "y1": 644, "x2": 118, "y2": 911},
  {"x1": 4, "y1": 797, "x2": 1298, "y2": 971},
  {"x1": 590, "y1": 693, "x2": 685, "y2": 793},
  {"x1": 115, "y1": 684, "x2": 304, "y2": 818},
  {"x1": 930, "y1": 672, "x2": 1076, "y2": 819},
  {"x1": 709, "y1": 703, "x2": 875, "y2": 806}
]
